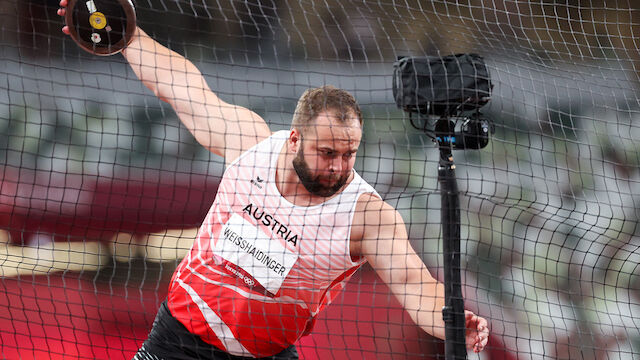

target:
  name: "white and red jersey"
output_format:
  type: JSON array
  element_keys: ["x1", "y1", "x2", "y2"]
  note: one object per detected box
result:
[{"x1": 167, "y1": 131, "x2": 379, "y2": 357}]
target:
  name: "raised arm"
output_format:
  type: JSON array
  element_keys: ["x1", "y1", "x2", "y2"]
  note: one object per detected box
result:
[
  {"x1": 120, "y1": 28, "x2": 270, "y2": 163},
  {"x1": 351, "y1": 194, "x2": 489, "y2": 353},
  {"x1": 58, "y1": 0, "x2": 271, "y2": 164}
]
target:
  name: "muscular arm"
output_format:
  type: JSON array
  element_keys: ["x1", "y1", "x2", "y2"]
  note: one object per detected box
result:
[
  {"x1": 58, "y1": 0, "x2": 271, "y2": 164},
  {"x1": 122, "y1": 28, "x2": 271, "y2": 164},
  {"x1": 351, "y1": 194, "x2": 488, "y2": 352}
]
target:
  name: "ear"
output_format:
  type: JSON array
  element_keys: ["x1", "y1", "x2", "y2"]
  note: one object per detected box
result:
[{"x1": 288, "y1": 128, "x2": 302, "y2": 153}]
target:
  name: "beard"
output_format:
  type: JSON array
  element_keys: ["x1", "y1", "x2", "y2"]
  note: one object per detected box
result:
[{"x1": 292, "y1": 145, "x2": 349, "y2": 198}]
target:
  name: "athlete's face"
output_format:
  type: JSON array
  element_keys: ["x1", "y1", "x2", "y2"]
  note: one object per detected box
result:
[{"x1": 292, "y1": 111, "x2": 361, "y2": 197}]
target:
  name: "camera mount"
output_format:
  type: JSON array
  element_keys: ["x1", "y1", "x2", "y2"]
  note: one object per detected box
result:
[{"x1": 393, "y1": 54, "x2": 493, "y2": 360}]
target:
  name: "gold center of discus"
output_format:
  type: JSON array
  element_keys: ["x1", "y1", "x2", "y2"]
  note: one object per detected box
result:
[{"x1": 89, "y1": 12, "x2": 107, "y2": 30}]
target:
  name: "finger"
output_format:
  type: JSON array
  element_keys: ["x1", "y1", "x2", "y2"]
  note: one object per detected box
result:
[
  {"x1": 475, "y1": 340, "x2": 487, "y2": 352},
  {"x1": 471, "y1": 327, "x2": 488, "y2": 352},
  {"x1": 464, "y1": 310, "x2": 473, "y2": 319},
  {"x1": 473, "y1": 339, "x2": 485, "y2": 353},
  {"x1": 478, "y1": 328, "x2": 488, "y2": 342},
  {"x1": 57, "y1": 8, "x2": 66, "y2": 16},
  {"x1": 477, "y1": 316, "x2": 488, "y2": 328},
  {"x1": 62, "y1": 26, "x2": 70, "y2": 35},
  {"x1": 60, "y1": 0, "x2": 68, "y2": 7},
  {"x1": 477, "y1": 331, "x2": 489, "y2": 350},
  {"x1": 464, "y1": 312, "x2": 475, "y2": 325},
  {"x1": 473, "y1": 337, "x2": 482, "y2": 352}
]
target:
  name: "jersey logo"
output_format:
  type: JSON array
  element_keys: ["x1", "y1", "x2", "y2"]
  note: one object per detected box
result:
[{"x1": 250, "y1": 176, "x2": 264, "y2": 189}]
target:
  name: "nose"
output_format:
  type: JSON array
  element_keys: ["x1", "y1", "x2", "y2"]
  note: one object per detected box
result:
[{"x1": 328, "y1": 156, "x2": 343, "y2": 174}]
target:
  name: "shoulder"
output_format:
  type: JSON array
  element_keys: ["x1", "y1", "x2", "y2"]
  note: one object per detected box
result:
[
  {"x1": 222, "y1": 122, "x2": 273, "y2": 167},
  {"x1": 225, "y1": 130, "x2": 282, "y2": 167},
  {"x1": 354, "y1": 193, "x2": 399, "y2": 224},
  {"x1": 350, "y1": 193, "x2": 404, "y2": 253}
]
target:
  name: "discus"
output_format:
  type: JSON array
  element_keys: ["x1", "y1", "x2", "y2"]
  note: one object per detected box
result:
[{"x1": 65, "y1": 0, "x2": 136, "y2": 56}]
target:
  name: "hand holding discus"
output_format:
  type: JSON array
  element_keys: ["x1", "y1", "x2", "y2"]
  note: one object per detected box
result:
[{"x1": 58, "y1": 0, "x2": 136, "y2": 56}]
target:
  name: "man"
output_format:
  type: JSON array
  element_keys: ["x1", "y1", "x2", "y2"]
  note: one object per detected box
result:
[{"x1": 58, "y1": 2, "x2": 489, "y2": 358}]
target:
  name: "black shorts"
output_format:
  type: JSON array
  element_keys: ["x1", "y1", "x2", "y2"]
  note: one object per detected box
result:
[{"x1": 132, "y1": 300, "x2": 299, "y2": 360}]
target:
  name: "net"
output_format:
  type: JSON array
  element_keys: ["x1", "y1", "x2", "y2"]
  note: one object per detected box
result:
[{"x1": 1, "y1": 0, "x2": 639, "y2": 359}]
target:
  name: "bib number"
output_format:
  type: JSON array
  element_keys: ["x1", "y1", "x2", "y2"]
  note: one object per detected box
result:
[{"x1": 213, "y1": 213, "x2": 297, "y2": 294}]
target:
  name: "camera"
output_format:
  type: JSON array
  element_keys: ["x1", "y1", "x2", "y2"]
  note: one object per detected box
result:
[
  {"x1": 393, "y1": 54, "x2": 494, "y2": 150},
  {"x1": 434, "y1": 112, "x2": 493, "y2": 150}
]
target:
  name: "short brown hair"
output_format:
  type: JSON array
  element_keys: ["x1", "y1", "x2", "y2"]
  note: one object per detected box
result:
[{"x1": 291, "y1": 86, "x2": 362, "y2": 133}]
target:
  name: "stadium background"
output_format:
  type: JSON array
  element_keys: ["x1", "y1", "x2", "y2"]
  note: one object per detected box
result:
[{"x1": 1, "y1": 1, "x2": 639, "y2": 359}]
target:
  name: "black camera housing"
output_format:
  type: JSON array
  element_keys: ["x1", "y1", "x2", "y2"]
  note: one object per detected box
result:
[{"x1": 393, "y1": 54, "x2": 494, "y2": 149}]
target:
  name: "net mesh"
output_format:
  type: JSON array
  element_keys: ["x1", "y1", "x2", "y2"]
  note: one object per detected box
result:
[{"x1": 1, "y1": 0, "x2": 640, "y2": 359}]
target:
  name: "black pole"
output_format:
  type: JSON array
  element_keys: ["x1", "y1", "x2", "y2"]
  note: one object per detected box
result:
[{"x1": 435, "y1": 118, "x2": 467, "y2": 360}]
